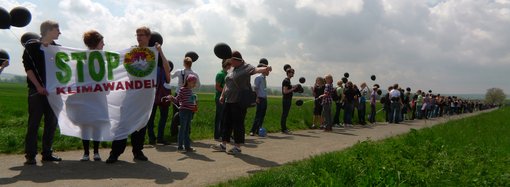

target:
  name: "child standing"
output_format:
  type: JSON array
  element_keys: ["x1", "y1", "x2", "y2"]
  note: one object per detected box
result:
[{"x1": 169, "y1": 70, "x2": 198, "y2": 153}]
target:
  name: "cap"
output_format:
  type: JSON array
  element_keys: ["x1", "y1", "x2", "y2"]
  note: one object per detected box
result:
[{"x1": 232, "y1": 50, "x2": 243, "y2": 61}]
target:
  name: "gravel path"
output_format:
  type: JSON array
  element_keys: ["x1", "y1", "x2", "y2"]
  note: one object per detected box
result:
[{"x1": 0, "y1": 110, "x2": 489, "y2": 187}]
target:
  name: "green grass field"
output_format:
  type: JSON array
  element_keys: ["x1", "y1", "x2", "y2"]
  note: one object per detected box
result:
[
  {"x1": 0, "y1": 82, "x2": 386, "y2": 154},
  {"x1": 214, "y1": 107, "x2": 510, "y2": 186}
]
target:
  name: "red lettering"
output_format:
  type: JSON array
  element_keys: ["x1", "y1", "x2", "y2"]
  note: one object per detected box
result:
[
  {"x1": 81, "y1": 85, "x2": 93, "y2": 93},
  {"x1": 102, "y1": 82, "x2": 115, "y2": 91},
  {"x1": 144, "y1": 80, "x2": 151, "y2": 88},
  {"x1": 135, "y1": 80, "x2": 143, "y2": 89},
  {"x1": 67, "y1": 87, "x2": 76, "y2": 94},
  {"x1": 56, "y1": 87, "x2": 66, "y2": 95},
  {"x1": 94, "y1": 84, "x2": 103, "y2": 92},
  {"x1": 125, "y1": 81, "x2": 133, "y2": 90},
  {"x1": 116, "y1": 82, "x2": 125, "y2": 90}
]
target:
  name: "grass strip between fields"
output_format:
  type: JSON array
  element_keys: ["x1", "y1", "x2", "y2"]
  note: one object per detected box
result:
[{"x1": 214, "y1": 107, "x2": 510, "y2": 186}]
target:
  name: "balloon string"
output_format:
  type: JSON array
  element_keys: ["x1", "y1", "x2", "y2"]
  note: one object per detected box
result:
[{"x1": 9, "y1": 29, "x2": 46, "y2": 89}]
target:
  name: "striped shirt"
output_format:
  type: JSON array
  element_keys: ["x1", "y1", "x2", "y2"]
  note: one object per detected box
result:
[{"x1": 172, "y1": 87, "x2": 197, "y2": 111}]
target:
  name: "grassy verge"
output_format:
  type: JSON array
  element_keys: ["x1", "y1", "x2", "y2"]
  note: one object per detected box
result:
[{"x1": 215, "y1": 107, "x2": 510, "y2": 186}]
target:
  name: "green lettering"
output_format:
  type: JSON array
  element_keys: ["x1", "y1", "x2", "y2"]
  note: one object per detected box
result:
[
  {"x1": 55, "y1": 52, "x2": 71, "y2": 84},
  {"x1": 105, "y1": 52, "x2": 120, "y2": 80},
  {"x1": 71, "y1": 52, "x2": 87, "y2": 82},
  {"x1": 88, "y1": 51, "x2": 105, "y2": 82}
]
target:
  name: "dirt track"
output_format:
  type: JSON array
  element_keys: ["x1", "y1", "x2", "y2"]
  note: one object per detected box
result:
[{"x1": 0, "y1": 111, "x2": 489, "y2": 187}]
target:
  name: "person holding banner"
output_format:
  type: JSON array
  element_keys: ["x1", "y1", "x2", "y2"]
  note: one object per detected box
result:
[
  {"x1": 22, "y1": 20, "x2": 62, "y2": 165},
  {"x1": 106, "y1": 26, "x2": 171, "y2": 164},
  {"x1": 78, "y1": 30, "x2": 105, "y2": 161}
]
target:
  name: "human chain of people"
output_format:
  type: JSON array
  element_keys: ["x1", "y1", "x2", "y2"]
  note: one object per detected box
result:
[{"x1": 0, "y1": 6, "x2": 496, "y2": 166}]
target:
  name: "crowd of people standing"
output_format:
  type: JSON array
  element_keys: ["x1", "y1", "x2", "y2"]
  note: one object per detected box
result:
[{"x1": 19, "y1": 19, "x2": 491, "y2": 166}]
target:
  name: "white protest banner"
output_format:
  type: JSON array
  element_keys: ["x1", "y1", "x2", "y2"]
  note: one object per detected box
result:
[{"x1": 43, "y1": 45, "x2": 158, "y2": 141}]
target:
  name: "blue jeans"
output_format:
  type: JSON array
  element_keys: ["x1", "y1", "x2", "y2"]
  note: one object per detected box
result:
[
  {"x1": 251, "y1": 97, "x2": 267, "y2": 134},
  {"x1": 280, "y1": 98, "x2": 292, "y2": 131},
  {"x1": 147, "y1": 105, "x2": 169, "y2": 141},
  {"x1": 390, "y1": 102, "x2": 401, "y2": 123},
  {"x1": 369, "y1": 103, "x2": 376, "y2": 123},
  {"x1": 343, "y1": 102, "x2": 354, "y2": 124},
  {"x1": 214, "y1": 98, "x2": 225, "y2": 139},
  {"x1": 178, "y1": 109, "x2": 193, "y2": 149}
]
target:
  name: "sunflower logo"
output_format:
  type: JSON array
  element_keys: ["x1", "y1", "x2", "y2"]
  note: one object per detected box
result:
[{"x1": 124, "y1": 47, "x2": 156, "y2": 77}]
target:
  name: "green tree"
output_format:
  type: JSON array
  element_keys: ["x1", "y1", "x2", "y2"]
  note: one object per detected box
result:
[{"x1": 485, "y1": 88, "x2": 506, "y2": 105}]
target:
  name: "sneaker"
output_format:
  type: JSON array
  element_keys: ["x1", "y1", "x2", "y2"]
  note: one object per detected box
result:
[
  {"x1": 311, "y1": 124, "x2": 317, "y2": 129},
  {"x1": 211, "y1": 143, "x2": 226, "y2": 152},
  {"x1": 80, "y1": 154, "x2": 90, "y2": 161},
  {"x1": 93, "y1": 153, "x2": 101, "y2": 161},
  {"x1": 282, "y1": 130, "x2": 292, "y2": 134},
  {"x1": 185, "y1": 147, "x2": 196, "y2": 152},
  {"x1": 249, "y1": 132, "x2": 254, "y2": 136},
  {"x1": 105, "y1": 155, "x2": 118, "y2": 164},
  {"x1": 24, "y1": 156, "x2": 36, "y2": 165},
  {"x1": 227, "y1": 147, "x2": 242, "y2": 155},
  {"x1": 42, "y1": 155, "x2": 62, "y2": 162},
  {"x1": 177, "y1": 147, "x2": 185, "y2": 152},
  {"x1": 133, "y1": 152, "x2": 148, "y2": 161}
]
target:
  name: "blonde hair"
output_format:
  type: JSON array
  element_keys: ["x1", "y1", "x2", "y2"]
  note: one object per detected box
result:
[
  {"x1": 40, "y1": 20, "x2": 59, "y2": 37},
  {"x1": 136, "y1": 26, "x2": 151, "y2": 36},
  {"x1": 324, "y1": 74, "x2": 333, "y2": 83}
]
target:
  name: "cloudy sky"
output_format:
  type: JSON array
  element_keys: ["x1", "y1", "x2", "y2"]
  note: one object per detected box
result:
[{"x1": 1, "y1": 0, "x2": 509, "y2": 95}]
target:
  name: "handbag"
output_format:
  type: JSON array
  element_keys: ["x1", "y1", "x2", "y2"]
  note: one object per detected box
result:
[
  {"x1": 233, "y1": 77, "x2": 256, "y2": 109},
  {"x1": 238, "y1": 89, "x2": 256, "y2": 109}
]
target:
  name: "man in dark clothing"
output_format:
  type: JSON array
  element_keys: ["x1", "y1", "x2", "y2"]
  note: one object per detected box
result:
[
  {"x1": 22, "y1": 20, "x2": 62, "y2": 165},
  {"x1": 280, "y1": 67, "x2": 296, "y2": 134}
]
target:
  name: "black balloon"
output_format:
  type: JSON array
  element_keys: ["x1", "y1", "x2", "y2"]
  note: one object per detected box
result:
[
  {"x1": 406, "y1": 87, "x2": 411, "y2": 92},
  {"x1": 371, "y1": 75, "x2": 376, "y2": 81},
  {"x1": 185, "y1": 51, "x2": 199, "y2": 62},
  {"x1": 148, "y1": 31, "x2": 163, "y2": 47},
  {"x1": 342, "y1": 77, "x2": 348, "y2": 83},
  {"x1": 296, "y1": 99, "x2": 304, "y2": 106},
  {"x1": 0, "y1": 7, "x2": 10, "y2": 29},
  {"x1": 299, "y1": 77, "x2": 306, "y2": 84},
  {"x1": 283, "y1": 64, "x2": 291, "y2": 71},
  {"x1": 259, "y1": 58, "x2": 268, "y2": 65},
  {"x1": 0, "y1": 49, "x2": 9, "y2": 60},
  {"x1": 9, "y1": 7, "x2": 31, "y2": 27},
  {"x1": 428, "y1": 90, "x2": 432, "y2": 93},
  {"x1": 214, "y1": 43, "x2": 232, "y2": 59},
  {"x1": 344, "y1": 72, "x2": 349, "y2": 78},
  {"x1": 294, "y1": 84, "x2": 304, "y2": 93},
  {"x1": 20, "y1": 32, "x2": 40, "y2": 46},
  {"x1": 377, "y1": 89, "x2": 382, "y2": 95}
]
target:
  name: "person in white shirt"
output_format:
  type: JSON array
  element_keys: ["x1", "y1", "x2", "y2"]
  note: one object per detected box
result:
[{"x1": 389, "y1": 83, "x2": 402, "y2": 124}]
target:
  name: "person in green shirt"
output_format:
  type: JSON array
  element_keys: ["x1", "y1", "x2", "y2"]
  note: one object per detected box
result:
[{"x1": 214, "y1": 59, "x2": 231, "y2": 140}]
